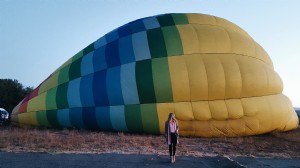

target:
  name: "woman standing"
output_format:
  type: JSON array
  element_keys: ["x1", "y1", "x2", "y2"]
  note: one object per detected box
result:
[{"x1": 164, "y1": 113, "x2": 179, "y2": 163}]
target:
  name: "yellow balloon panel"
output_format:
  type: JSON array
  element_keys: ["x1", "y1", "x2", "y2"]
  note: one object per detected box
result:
[
  {"x1": 227, "y1": 28, "x2": 256, "y2": 57},
  {"x1": 218, "y1": 56, "x2": 242, "y2": 99},
  {"x1": 18, "y1": 112, "x2": 39, "y2": 127},
  {"x1": 174, "y1": 102, "x2": 194, "y2": 121},
  {"x1": 254, "y1": 42, "x2": 273, "y2": 67},
  {"x1": 168, "y1": 56, "x2": 190, "y2": 102},
  {"x1": 209, "y1": 100, "x2": 228, "y2": 120},
  {"x1": 157, "y1": 94, "x2": 298, "y2": 137},
  {"x1": 225, "y1": 99, "x2": 244, "y2": 119},
  {"x1": 193, "y1": 25, "x2": 231, "y2": 53},
  {"x1": 202, "y1": 55, "x2": 226, "y2": 100},
  {"x1": 39, "y1": 72, "x2": 59, "y2": 94},
  {"x1": 27, "y1": 92, "x2": 46, "y2": 112},
  {"x1": 157, "y1": 103, "x2": 175, "y2": 134},
  {"x1": 180, "y1": 15, "x2": 273, "y2": 68},
  {"x1": 191, "y1": 101, "x2": 212, "y2": 121},
  {"x1": 213, "y1": 16, "x2": 249, "y2": 37},
  {"x1": 264, "y1": 66, "x2": 283, "y2": 94},
  {"x1": 187, "y1": 13, "x2": 217, "y2": 25},
  {"x1": 187, "y1": 13, "x2": 249, "y2": 38},
  {"x1": 184, "y1": 55, "x2": 208, "y2": 101},
  {"x1": 176, "y1": 25, "x2": 199, "y2": 55},
  {"x1": 168, "y1": 53, "x2": 283, "y2": 102},
  {"x1": 236, "y1": 56, "x2": 270, "y2": 97}
]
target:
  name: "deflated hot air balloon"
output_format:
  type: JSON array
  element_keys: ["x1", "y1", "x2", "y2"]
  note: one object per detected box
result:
[{"x1": 12, "y1": 13, "x2": 299, "y2": 137}]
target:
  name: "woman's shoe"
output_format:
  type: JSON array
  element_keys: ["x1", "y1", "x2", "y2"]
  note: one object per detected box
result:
[{"x1": 173, "y1": 156, "x2": 176, "y2": 163}]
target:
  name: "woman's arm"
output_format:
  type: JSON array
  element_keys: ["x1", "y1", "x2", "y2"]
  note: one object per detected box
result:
[
  {"x1": 164, "y1": 122, "x2": 168, "y2": 137},
  {"x1": 175, "y1": 121, "x2": 179, "y2": 135}
]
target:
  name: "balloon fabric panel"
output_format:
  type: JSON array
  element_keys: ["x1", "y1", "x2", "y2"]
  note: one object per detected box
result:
[
  {"x1": 125, "y1": 105, "x2": 143, "y2": 133},
  {"x1": 11, "y1": 13, "x2": 299, "y2": 137},
  {"x1": 120, "y1": 63, "x2": 140, "y2": 105},
  {"x1": 67, "y1": 78, "x2": 81, "y2": 108},
  {"x1": 57, "y1": 109, "x2": 72, "y2": 128},
  {"x1": 147, "y1": 28, "x2": 168, "y2": 58},
  {"x1": 82, "y1": 107, "x2": 98, "y2": 130},
  {"x1": 95, "y1": 107, "x2": 113, "y2": 131},
  {"x1": 93, "y1": 70, "x2": 109, "y2": 106},
  {"x1": 151, "y1": 57, "x2": 173, "y2": 103},
  {"x1": 135, "y1": 60, "x2": 156, "y2": 104},
  {"x1": 106, "y1": 66, "x2": 124, "y2": 105},
  {"x1": 80, "y1": 74, "x2": 95, "y2": 107}
]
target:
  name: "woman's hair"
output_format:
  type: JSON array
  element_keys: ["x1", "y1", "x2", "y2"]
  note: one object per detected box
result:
[{"x1": 168, "y1": 113, "x2": 175, "y2": 122}]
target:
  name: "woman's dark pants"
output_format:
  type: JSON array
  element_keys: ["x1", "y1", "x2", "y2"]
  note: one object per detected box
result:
[{"x1": 169, "y1": 133, "x2": 177, "y2": 156}]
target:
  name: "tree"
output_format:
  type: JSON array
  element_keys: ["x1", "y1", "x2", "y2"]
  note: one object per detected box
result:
[{"x1": 0, "y1": 79, "x2": 33, "y2": 113}]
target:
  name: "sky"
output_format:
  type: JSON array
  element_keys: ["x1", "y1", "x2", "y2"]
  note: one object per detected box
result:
[{"x1": 1, "y1": 0, "x2": 300, "y2": 107}]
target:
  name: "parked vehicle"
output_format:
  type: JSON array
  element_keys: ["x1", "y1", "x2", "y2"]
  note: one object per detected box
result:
[
  {"x1": 0, "y1": 108, "x2": 10, "y2": 126},
  {"x1": 296, "y1": 109, "x2": 300, "y2": 118}
]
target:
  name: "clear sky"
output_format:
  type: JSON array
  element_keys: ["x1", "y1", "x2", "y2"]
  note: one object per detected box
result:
[{"x1": 1, "y1": 0, "x2": 300, "y2": 107}]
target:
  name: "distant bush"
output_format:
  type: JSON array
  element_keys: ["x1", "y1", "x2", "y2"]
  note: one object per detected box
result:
[{"x1": 0, "y1": 79, "x2": 33, "y2": 112}]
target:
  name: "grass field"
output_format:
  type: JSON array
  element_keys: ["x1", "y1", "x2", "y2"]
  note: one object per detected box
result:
[{"x1": 0, "y1": 126, "x2": 299, "y2": 158}]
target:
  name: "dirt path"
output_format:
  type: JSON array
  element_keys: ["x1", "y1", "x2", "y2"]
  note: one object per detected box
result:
[{"x1": 1, "y1": 152, "x2": 300, "y2": 168}]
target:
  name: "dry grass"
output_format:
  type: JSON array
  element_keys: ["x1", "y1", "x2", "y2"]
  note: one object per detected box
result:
[{"x1": 0, "y1": 126, "x2": 299, "y2": 158}]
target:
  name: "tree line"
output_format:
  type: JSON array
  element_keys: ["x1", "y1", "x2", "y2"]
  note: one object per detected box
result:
[{"x1": 0, "y1": 79, "x2": 33, "y2": 113}]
